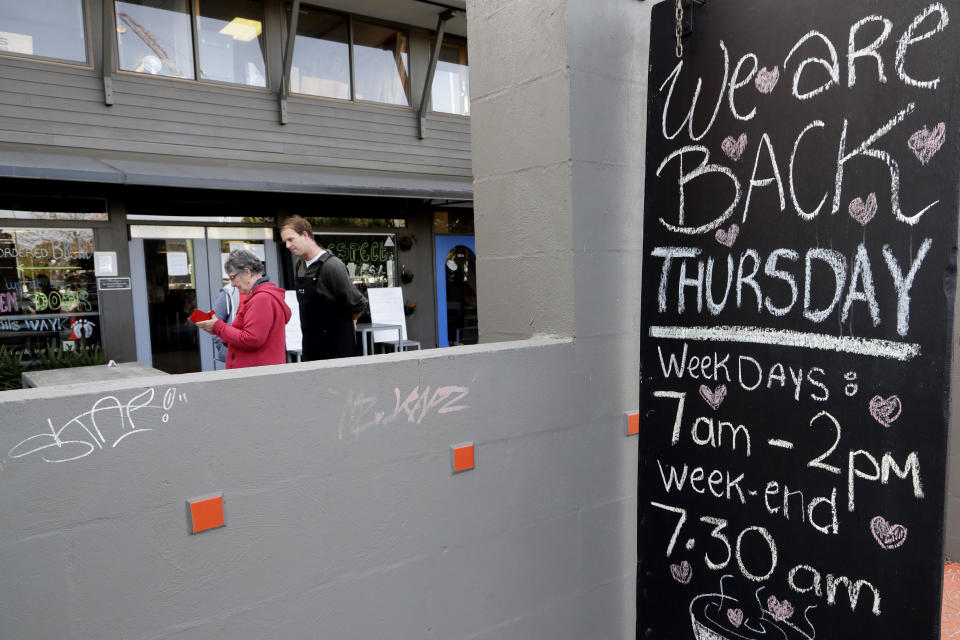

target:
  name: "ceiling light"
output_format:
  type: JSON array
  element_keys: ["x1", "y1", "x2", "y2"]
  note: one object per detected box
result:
[{"x1": 219, "y1": 17, "x2": 262, "y2": 42}]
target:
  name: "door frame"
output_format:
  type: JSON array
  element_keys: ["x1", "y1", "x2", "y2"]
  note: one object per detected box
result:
[
  {"x1": 434, "y1": 234, "x2": 476, "y2": 348},
  {"x1": 130, "y1": 226, "x2": 276, "y2": 371},
  {"x1": 129, "y1": 231, "x2": 212, "y2": 371}
]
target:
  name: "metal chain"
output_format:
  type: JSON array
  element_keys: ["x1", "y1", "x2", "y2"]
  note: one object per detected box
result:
[{"x1": 674, "y1": 0, "x2": 684, "y2": 58}]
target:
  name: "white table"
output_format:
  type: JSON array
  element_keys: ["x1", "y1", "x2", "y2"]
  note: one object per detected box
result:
[{"x1": 354, "y1": 322, "x2": 402, "y2": 356}]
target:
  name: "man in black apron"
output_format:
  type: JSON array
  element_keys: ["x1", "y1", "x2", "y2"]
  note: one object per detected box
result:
[{"x1": 280, "y1": 215, "x2": 367, "y2": 361}]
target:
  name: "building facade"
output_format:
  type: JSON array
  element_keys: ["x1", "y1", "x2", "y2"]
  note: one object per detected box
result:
[
  {"x1": 0, "y1": 0, "x2": 475, "y2": 375},
  {"x1": 0, "y1": 0, "x2": 649, "y2": 637}
]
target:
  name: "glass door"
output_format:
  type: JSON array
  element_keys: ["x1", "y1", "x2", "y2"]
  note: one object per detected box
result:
[
  {"x1": 130, "y1": 225, "x2": 276, "y2": 373},
  {"x1": 143, "y1": 238, "x2": 203, "y2": 373},
  {"x1": 130, "y1": 226, "x2": 210, "y2": 374}
]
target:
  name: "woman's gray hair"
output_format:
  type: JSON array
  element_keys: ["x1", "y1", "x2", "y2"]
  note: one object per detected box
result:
[{"x1": 224, "y1": 249, "x2": 265, "y2": 277}]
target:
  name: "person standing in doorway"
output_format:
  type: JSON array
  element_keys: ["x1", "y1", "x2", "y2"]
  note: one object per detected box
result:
[{"x1": 280, "y1": 215, "x2": 366, "y2": 361}]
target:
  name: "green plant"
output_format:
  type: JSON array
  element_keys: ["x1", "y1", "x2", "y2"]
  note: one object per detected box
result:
[
  {"x1": 31, "y1": 342, "x2": 106, "y2": 370},
  {"x1": 0, "y1": 345, "x2": 25, "y2": 391},
  {"x1": 0, "y1": 342, "x2": 107, "y2": 391}
]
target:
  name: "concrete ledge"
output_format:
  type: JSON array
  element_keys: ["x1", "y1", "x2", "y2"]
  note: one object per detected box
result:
[{"x1": 0, "y1": 335, "x2": 572, "y2": 403}]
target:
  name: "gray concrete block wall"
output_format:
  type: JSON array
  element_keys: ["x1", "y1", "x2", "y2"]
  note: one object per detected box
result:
[
  {"x1": 0, "y1": 338, "x2": 637, "y2": 639},
  {"x1": 465, "y1": 0, "x2": 649, "y2": 635},
  {"x1": 469, "y1": 0, "x2": 575, "y2": 343}
]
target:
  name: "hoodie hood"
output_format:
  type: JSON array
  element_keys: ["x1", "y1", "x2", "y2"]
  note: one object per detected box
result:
[{"x1": 248, "y1": 280, "x2": 292, "y2": 324}]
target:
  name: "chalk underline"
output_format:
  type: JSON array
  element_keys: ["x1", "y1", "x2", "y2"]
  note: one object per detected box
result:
[{"x1": 648, "y1": 325, "x2": 921, "y2": 361}]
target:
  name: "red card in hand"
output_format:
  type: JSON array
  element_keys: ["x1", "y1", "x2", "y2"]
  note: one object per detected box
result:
[{"x1": 190, "y1": 308, "x2": 214, "y2": 323}]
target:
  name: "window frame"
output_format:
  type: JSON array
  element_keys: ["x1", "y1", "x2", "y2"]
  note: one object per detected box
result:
[
  {"x1": 428, "y1": 36, "x2": 469, "y2": 118},
  {"x1": 284, "y1": 4, "x2": 354, "y2": 104},
  {"x1": 284, "y1": 4, "x2": 414, "y2": 111},
  {"x1": 112, "y1": 0, "x2": 271, "y2": 92},
  {"x1": 0, "y1": 0, "x2": 94, "y2": 69},
  {"x1": 0, "y1": 224, "x2": 106, "y2": 359}
]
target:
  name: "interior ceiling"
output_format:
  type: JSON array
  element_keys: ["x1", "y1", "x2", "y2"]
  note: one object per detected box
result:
[{"x1": 305, "y1": 0, "x2": 468, "y2": 37}]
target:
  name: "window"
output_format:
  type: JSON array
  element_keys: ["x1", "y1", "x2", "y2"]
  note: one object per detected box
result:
[
  {"x1": 352, "y1": 21, "x2": 409, "y2": 107},
  {"x1": 0, "y1": 228, "x2": 101, "y2": 359},
  {"x1": 433, "y1": 211, "x2": 473, "y2": 234},
  {"x1": 288, "y1": 7, "x2": 410, "y2": 107},
  {"x1": 0, "y1": 197, "x2": 108, "y2": 221},
  {"x1": 431, "y1": 42, "x2": 469, "y2": 116},
  {"x1": 0, "y1": 210, "x2": 108, "y2": 221},
  {"x1": 217, "y1": 240, "x2": 265, "y2": 283},
  {"x1": 0, "y1": 1, "x2": 89, "y2": 64},
  {"x1": 115, "y1": 0, "x2": 266, "y2": 87},
  {"x1": 196, "y1": 0, "x2": 266, "y2": 87},
  {"x1": 314, "y1": 233, "x2": 397, "y2": 289},
  {"x1": 290, "y1": 7, "x2": 350, "y2": 100},
  {"x1": 115, "y1": 0, "x2": 194, "y2": 79}
]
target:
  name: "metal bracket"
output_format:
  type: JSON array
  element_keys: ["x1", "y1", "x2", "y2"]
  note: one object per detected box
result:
[
  {"x1": 417, "y1": 9, "x2": 456, "y2": 140},
  {"x1": 681, "y1": 0, "x2": 706, "y2": 38},
  {"x1": 102, "y1": 0, "x2": 117, "y2": 105},
  {"x1": 279, "y1": 0, "x2": 302, "y2": 124}
]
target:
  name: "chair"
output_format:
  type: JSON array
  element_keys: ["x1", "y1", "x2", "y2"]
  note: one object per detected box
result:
[{"x1": 367, "y1": 287, "x2": 421, "y2": 353}]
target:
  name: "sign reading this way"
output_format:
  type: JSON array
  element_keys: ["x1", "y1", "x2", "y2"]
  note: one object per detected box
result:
[{"x1": 638, "y1": 1, "x2": 959, "y2": 638}]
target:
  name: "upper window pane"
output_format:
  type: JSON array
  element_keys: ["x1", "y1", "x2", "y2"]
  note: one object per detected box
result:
[
  {"x1": 196, "y1": 0, "x2": 266, "y2": 87},
  {"x1": 0, "y1": 210, "x2": 108, "y2": 221},
  {"x1": 353, "y1": 21, "x2": 409, "y2": 107},
  {"x1": 0, "y1": 0, "x2": 88, "y2": 63},
  {"x1": 115, "y1": 0, "x2": 195, "y2": 79},
  {"x1": 432, "y1": 42, "x2": 469, "y2": 116},
  {"x1": 290, "y1": 7, "x2": 350, "y2": 100}
]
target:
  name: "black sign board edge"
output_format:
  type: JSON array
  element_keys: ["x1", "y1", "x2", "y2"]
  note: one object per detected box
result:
[{"x1": 636, "y1": 1, "x2": 960, "y2": 638}]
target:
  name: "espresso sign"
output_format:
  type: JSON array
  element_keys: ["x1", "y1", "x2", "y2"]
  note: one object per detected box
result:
[{"x1": 638, "y1": 2, "x2": 959, "y2": 638}]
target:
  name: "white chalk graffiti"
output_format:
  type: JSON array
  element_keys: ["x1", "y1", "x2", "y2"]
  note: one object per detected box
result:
[
  {"x1": 338, "y1": 384, "x2": 471, "y2": 440},
  {"x1": 8, "y1": 387, "x2": 186, "y2": 464}
]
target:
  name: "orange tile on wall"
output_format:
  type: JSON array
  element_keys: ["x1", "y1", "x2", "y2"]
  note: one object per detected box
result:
[
  {"x1": 451, "y1": 442, "x2": 475, "y2": 473},
  {"x1": 625, "y1": 411, "x2": 640, "y2": 436},
  {"x1": 189, "y1": 494, "x2": 225, "y2": 534}
]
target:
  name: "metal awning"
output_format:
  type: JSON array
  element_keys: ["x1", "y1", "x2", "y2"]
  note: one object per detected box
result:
[{"x1": 0, "y1": 149, "x2": 473, "y2": 200}]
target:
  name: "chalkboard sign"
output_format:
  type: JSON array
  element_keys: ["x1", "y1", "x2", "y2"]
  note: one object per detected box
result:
[{"x1": 638, "y1": 2, "x2": 960, "y2": 639}]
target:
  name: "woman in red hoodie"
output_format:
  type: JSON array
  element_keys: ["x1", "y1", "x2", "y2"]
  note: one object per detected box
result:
[{"x1": 193, "y1": 249, "x2": 291, "y2": 369}]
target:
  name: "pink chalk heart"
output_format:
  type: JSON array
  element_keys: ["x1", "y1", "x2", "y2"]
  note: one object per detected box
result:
[
  {"x1": 721, "y1": 133, "x2": 748, "y2": 161},
  {"x1": 871, "y1": 515, "x2": 908, "y2": 550},
  {"x1": 908, "y1": 122, "x2": 945, "y2": 165},
  {"x1": 755, "y1": 66, "x2": 779, "y2": 94},
  {"x1": 727, "y1": 608, "x2": 744, "y2": 628},
  {"x1": 868, "y1": 395, "x2": 902, "y2": 427},
  {"x1": 699, "y1": 384, "x2": 727, "y2": 410},
  {"x1": 848, "y1": 192, "x2": 878, "y2": 226},
  {"x1": 766, "y1": 595, "x2": 794, "y2": 622},
  {"x1": 715, "y1": 224, "x2": 739, "y2": 247},
  {"x1": 670, "y1": 560, "x2": 692, "y2": 584}
]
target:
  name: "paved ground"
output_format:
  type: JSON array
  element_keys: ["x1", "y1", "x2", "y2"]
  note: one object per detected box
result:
[{"x1": 944, "y1": 563, "x2": 960, "y2": 638}]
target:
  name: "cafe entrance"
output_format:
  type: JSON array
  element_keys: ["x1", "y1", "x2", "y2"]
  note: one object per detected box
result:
[{"x1": 129, "y1": 225, "x2": 277, "y2": 373}]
